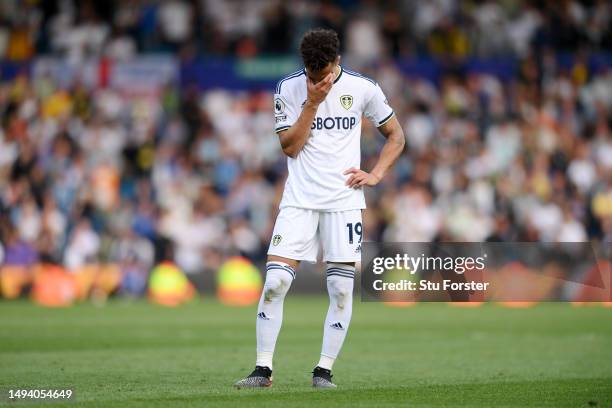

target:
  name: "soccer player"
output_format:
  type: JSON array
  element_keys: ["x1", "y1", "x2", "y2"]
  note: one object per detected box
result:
[{"x1": 235, "y1": 28, "x2": 405, "y2": 389}]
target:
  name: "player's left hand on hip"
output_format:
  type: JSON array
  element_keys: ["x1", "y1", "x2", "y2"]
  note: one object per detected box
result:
[{"x1": 343, "y1": 167, "x2": 381, "y2": 188}]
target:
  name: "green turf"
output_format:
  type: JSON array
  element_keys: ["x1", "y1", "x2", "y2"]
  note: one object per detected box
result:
[{"x1": 0, "y1": 297, "x2": 611, "y2": 407}]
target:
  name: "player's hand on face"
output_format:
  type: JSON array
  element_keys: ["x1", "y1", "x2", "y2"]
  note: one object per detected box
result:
[
  {"x1": 343, "y1": 167, "x2": 381, "y2": 188},
  {"x1": 306, "y1": 72, "x2": 334, "y2": 106}
]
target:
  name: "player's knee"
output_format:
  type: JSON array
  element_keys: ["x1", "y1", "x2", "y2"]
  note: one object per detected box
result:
[
  {"x1": 263, "y1": 277, "x2": 282, "y2": 301},
  {"x1": 328, "y1": 279, "x2": 353, "y2": 310},
  {"x1": 263, "y1": 275, "x2": 290, "y2": 302}
]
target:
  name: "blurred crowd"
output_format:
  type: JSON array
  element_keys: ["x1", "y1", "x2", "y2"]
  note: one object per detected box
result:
[
  {"x1": 0, "y1": 0, "x2": 611, "y2": 287},
  {"x1": 0, "y1": 0, "x2": 611, "y2": 62}
]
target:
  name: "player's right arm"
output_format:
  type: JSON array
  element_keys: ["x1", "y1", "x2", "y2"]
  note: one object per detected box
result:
[{"x1": 276, "y1": 73, "x2": 333, "y2": 158}]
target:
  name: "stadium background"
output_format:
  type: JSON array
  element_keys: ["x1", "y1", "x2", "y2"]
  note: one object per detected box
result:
[{"x1": 0, "y1": 0, "x2": 611, "y2": 302}]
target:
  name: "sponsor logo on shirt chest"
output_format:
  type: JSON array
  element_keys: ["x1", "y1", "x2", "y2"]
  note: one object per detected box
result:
[{"x1": 311, "y1": 116, "x2": 357, "y2": 130}]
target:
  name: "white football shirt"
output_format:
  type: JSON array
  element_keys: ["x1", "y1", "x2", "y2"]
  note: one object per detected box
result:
[{"x1": 274, "y1": 66, "x2": 394, "y2": 211}]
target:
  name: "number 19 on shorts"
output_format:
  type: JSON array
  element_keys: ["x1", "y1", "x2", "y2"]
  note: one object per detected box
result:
[{"x1": 346, "y1": 222, "x2": 362, "y2": 244}]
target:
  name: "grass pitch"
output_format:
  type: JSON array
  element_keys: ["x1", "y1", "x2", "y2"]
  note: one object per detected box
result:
[{"x1": 0, "y1": 297, "x2": 611, "y2": 407}]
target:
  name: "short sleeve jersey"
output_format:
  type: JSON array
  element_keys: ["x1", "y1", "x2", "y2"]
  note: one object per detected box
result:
[{"x1": 273, "y1": 66, "x2": 394, "y2": 211}]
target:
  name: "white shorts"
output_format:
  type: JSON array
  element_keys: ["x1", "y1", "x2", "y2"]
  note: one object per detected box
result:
[{"x1": 267, "y1": 207, "x2": 363, "y2": 263}]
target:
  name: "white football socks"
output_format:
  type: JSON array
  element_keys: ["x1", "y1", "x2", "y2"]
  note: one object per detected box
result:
[
  {"x1": 318, "y1": 263, "x2": 355, "y2": 370},
  {"x1": 255, "y1": 262, "x2": 295, "y2": 370}
]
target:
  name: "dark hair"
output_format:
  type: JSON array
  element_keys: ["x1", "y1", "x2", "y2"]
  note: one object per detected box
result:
[{"x1": 299, "y1": 28, "x2": 339, "y2": 72}]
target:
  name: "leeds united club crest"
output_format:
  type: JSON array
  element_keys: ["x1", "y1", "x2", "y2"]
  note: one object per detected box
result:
[{"x1": 340, "y1": 95, "x2": 353, "y2": 110}]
